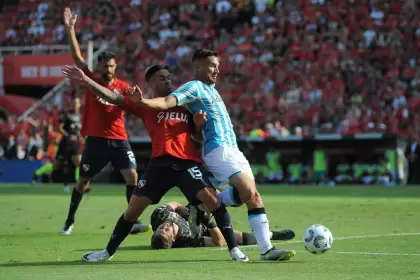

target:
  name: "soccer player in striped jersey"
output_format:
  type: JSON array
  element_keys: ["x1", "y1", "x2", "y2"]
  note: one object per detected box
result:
[{"x1": 130, "y1": 49, "x2": 296, "y2": 261}]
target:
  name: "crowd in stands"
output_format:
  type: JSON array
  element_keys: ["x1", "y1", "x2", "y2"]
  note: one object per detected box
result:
[
  {"x1": 1, "y1": 0, "x2": 420, "y2": 159},
  {"x1": 1, "y1": 115, "x2": 61, "y2": 160}
]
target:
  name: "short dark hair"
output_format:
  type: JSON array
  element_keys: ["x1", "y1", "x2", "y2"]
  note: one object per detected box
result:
[
  {"x1": 97, "y1": 51, "x2": 116, "y2": 63},
  {"x1": 192, "y1": 49, "x2": 218, "y2": 62},
  {"x1": 151, "y1": 232, "x2": 174, "y2": 249},
  {"x1": 145, "y1": 64, "x2": 169, "y2": 81}
]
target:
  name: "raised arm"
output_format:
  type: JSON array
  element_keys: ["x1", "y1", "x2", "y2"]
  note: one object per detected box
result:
[
  {"x1": 138, "y1": 96, "x2": 178, "y2": 110},
  {"x1": 133, "y1": 81, "x2": 198, "y2": 110},
  {"x1": 64, "y1": 8, "x2": 86, "y2": 69},
  {"x1": 62, "y1": 65, "x2": 125, "y2": 106}
]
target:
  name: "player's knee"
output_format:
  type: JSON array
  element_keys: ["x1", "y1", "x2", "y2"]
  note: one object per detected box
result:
[
  {"x1": 229, "y1": 173, "x2": 256, "y2": 203},
  {"x1": 71, "y1": 156, "x2": 81, "y2": 167},
  {"x1": 75, "y1": 176, "x2": 90, "y2": 192},
  {"x1": 246, "y1": 190, "x2": 264, "y2": 208},
  {"x1": 238, "y1": 185, "x2": 255, "y2": 205},
  {"x1": 124, "y1": 195, "x2": 151, "y2": 222}
]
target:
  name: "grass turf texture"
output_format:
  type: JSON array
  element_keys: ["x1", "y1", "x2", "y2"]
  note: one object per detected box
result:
[{"x1": 0, "y1": 184, "x2": 419, "y2": 280}]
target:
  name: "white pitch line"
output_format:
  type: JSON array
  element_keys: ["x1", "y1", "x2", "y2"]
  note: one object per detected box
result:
[
  {"x1": 290, "y1": 250, "x2": 420, "y2": 256},
  {"x1": 328, "y1": 251, "x2": 420, "y2": 257},
  {"x1": 213, "y1": 232, "x2": 420, "y2": 251}
]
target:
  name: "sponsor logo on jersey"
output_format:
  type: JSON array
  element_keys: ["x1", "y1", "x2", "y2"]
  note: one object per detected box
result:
[{"x1": 157, "y1": 112, "x2": 188, "y2": 123}]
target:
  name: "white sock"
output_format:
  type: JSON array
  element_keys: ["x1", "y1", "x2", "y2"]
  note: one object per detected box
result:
[
  {"x1": 216, "y1": 187, "x2": 238, "y2": 206},
  {"x1": 248, "y1": 213, "x2": 273, "y2": 254}
]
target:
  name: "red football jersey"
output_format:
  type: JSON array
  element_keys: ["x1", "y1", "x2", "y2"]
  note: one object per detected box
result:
[
  {"x1": 123, "y1": 96, "x2": 202, "y2": 163},
  {"x1": 80, "y1": 66, "x2": 130, "y2": 140}
]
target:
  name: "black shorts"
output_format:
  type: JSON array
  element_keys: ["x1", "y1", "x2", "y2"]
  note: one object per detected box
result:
[
  {"x1": 56, "y1": 137, "x2": 80, "y2": 159},
  {"x1": 133, "y1": 155, "x2": 213, "y2": 205},
  {"x1": 79, "y1": 136, "x2": 136, "y2": 177}
]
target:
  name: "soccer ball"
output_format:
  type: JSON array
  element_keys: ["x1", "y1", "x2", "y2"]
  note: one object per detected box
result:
[{"x1": 303, "y1": 224, "x2": 333, "y2": 254}]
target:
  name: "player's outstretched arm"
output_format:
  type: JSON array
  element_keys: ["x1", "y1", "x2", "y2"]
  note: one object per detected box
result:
[
  {"x1": 62, "y1": 65, "x2": 125, "y2": 106},
  {"x1": 130, "y1": 81, "x2": 198, "y2": 110},
  {"x1": 64, "y1": 7, "x2": 86, "y2": 69},
  {"x1": 204, "y1": 228, "x2": 226, "y2": 247},
  {"x1": 137, "y1": 96, "x2": 178, "y2": 110}
]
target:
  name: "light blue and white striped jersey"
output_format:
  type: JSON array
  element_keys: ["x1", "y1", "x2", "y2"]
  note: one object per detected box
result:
[{"x1": 169, "y1": 80, "x2": 238, "y2": 155}]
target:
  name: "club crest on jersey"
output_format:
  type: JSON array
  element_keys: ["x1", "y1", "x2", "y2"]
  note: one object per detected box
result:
[
  {"x1": 82, "y1": 164, "x2": 90, "y2": 172},
  {"x1": 138, "y1": 180, "x2": 146, "y2": 188},
  {"x1": 157, "y1": 112, "x2": 188, "y2": 123}
]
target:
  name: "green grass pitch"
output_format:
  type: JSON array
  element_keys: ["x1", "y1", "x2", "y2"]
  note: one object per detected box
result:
[{"x1": 1, "y1": 184, "x2": 419, "y2": 280}]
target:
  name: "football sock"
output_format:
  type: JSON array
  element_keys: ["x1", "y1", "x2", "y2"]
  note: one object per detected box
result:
[
  {"x1": 216, "y1": 187, "x2": 242, "y2": 207},
  {"x1": 212, "y1": 205, "x2": 238, "y2": 250},
  {"x1": 242, "y1": 232, "x2": 257, "y2": 245},
  {"x1": 248, "y1": 208, "x2": 273, "y2": 254},
  {"x1": 106, "y1": 214, "x2": 135, "y2": 255},
  {"x1": 35, "y1": 163, "x2": 53, "y2": 176},
  {"x1": 272, "y1": 230, "x2": 294, "y2": 240},
  {"x1": 125, "y1": 185, "x2": 136, "y2": 204},
  {"x1": 65, "y1": 188, "x2": 83, "y2": 226}
]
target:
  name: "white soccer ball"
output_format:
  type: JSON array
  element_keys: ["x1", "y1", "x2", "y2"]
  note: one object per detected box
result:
[{"x1": 303, "y1": 224, "x2": 333, "y2": 254}]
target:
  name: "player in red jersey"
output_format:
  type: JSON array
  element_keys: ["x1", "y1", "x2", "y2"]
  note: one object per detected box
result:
[
  {"x1": 60, "y1": 8, "x2": 150, "y2": 235},
  {"x1": 62, "y1": 64, "x2": 248, "y2": 262}
]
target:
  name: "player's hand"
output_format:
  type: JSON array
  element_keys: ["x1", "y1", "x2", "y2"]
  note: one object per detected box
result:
[
  {"x1": 129, "y1": 85, "x2": 144, "y2": 103},
  {"x1": 193, "y1": 110, "x2": 207, "y2": 127},
  {"x1": 64, "y1": 7, "x2": 78, "y2": 28},
  {"x1": 62, "y1": 65, "x2": 86, "y2": 83},
  {"x1": 125, "y1": 87, "x2": 136, "y2": 95}
]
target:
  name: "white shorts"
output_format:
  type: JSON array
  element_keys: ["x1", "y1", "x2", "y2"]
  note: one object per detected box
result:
[{"x1": 203, "y1": 146, "x2": 254, "y2": 186}]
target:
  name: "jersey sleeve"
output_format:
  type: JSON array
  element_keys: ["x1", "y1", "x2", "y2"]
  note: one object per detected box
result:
[
  {"x1": 169, "y1": 81, "x2": 198, "y2": 106},
  {"x1": 172, "y1": 234, "x2": 204, "y2": 248},
  {"x1": 81, "y1": 65, "x2": 99, "y2": 81},
  {"x1": 122, "y1": 95, "x2": 144, "y2": 118}
]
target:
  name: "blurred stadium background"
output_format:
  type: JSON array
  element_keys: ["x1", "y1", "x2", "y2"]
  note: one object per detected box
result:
[{"x1": 0, "y1": 0, "x2": 419, "y2": 185}]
